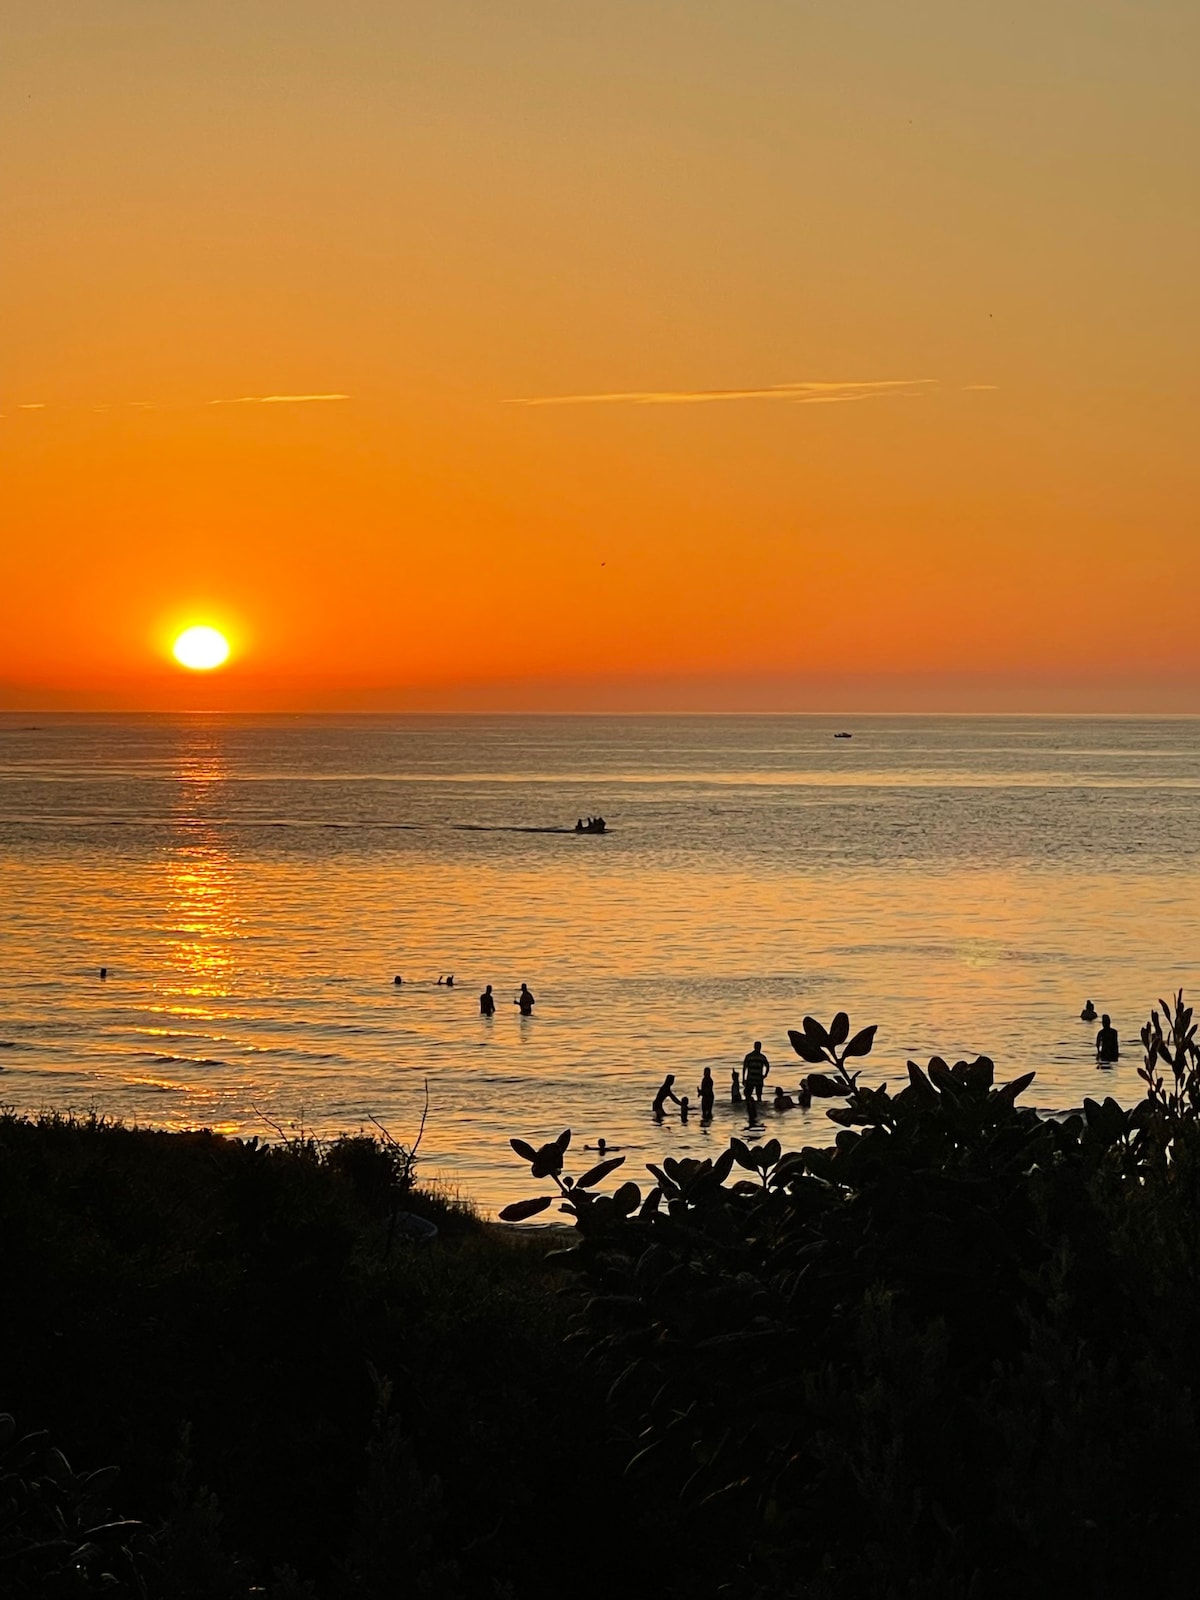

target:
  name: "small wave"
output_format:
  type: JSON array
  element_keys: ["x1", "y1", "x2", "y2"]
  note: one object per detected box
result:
[{"x1": 148, "y1": 1053, "x2": 227, "y2": 1067}]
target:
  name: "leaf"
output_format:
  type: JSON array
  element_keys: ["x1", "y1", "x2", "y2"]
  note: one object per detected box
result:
[
  {"x1": 730, "y1": 1137, "x2": 758, "y2": 1170},
  {"x1": 788, "y1": 1030, "x2": 828, "y2": 1063},
  {"x1": 927, "y1": 1058, "x2": 957, "y2": 1094},
  {"x1": 761, "y1": 1138, "x2": 781, "y2": 1167},
  {"x1": 510, "y1": 1138, "x2": 538, "y2": 1163},
  {"x1": 842, "y1": 1024, "x2": 877, "y2": 1058},
  {"x1": 806, "y1": 1073, "x2": 845, "y2": 1098},
  {"x1": 646, "y1": 1162, "x2": 679, "y2": 1196},
  {"x1": 802, "y1": 1015, "x2": 831, "y2": 1047},
  {"x1": 961, "y1": 1056, "x2": 994, "y2": 1092},
  {"x1": 498, "y1": 1195, "x2": 554, "y2": 1222},
  {"x1": 906, "y1": 1061, "x2": 938, "y2": 1104},
  {"x1": 575, "y1": 1155, "x2": 627, "y2": 1190},
  {"x1": 996, "y1": 1069, "x2": 1036, "y2": 1103},
  {"x1": 556, "y1": 1128, "x2": 572, "y2": 1152},
  {"x1": 640, "y1": 1187, "x2": 663, "y2": 1218},
  {"x1": 711, "y1": 1147, "x2": 736, "y2": 1186},
  {"x1": 612, "y1": 1182, "x2": 641, "y2": 1216},
  {"x1": 828, "y1": 1012, "x2": 850, "y2": 1047}
]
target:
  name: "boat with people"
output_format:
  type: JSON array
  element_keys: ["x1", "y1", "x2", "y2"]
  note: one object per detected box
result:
[{"x1": 574, "y1": 816, "x2": 608, "y2": 834}]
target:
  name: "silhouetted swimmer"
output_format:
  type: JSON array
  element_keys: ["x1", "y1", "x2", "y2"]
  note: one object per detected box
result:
[
  {"x1": 515, "y1": 983, "x2": 535, "y2": 1016},
  {"x1": 480, "y1": 984, "x2": 495, "y2": 1016},
  {"x1": 1096, "y1": 1014, "x2": 1120, "y2": 1063},
  {"x1": 698, "y1": 1068, "x2": 715, "y2": 1120},
  {"x1": 730, "y1": 1072, "x2": 742, "y2": 1104},
  {"x1": 742, "y1": 1041, "x2": 770, "y2": 1106},
  {"x1": 393, "y1": 975, "x2": 403, "y2": 986},
  {"x1": 796, "y1": 1078, "x2": 812, "y2": 1110},
  {"x1": 679, "y1": 1095, "x2": 690, "y2": 1123},
  {"x1": 773, "y1": 1085, "x2": 795, "y2": 1111},
  {"x1": 99, "y1": 967, "x2": 107, "y2": 981},
  {"x1": 1081, "y1": 999, "x2": 1097, "y2": 1022},
  {"x1": 585, "y1": 1138, "x2": 621, "y2": 1155},
  {"x1": 653, "y1": 1074, "x2": 681, "y2": 1118}
]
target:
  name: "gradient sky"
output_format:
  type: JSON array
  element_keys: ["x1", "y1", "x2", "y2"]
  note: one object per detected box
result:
[{"x1": 4, "y1": 1, "x2": 1198, "y2": 710}]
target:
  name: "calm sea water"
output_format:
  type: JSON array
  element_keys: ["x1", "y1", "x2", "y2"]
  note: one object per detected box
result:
[{"x1": 2, "y1": 713, "x2": 1199, "y2": 1214}]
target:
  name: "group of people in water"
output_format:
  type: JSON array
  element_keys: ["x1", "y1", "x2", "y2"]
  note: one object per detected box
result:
[
  {"x1": 653, "y1": 1008, "x2": 1126, "y2": 1124},
  {"x1": 653, "y1": 1041, "x2": 813, "y2": 1123},
  {"x1": 481, "y1": 982, "x2": 536, "y2": 1017},
  {"x1": 392, "y1": 974, "x2": 537, "y2": 1016}
]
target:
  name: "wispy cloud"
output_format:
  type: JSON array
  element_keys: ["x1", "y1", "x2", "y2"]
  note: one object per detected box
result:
[
  {"x1": 17, "y1": 402, "x2": 47, "y2": 410},
  {"x1": 207, "y1": 393, "x2": 351, "y2": 406},
  {"x1": 963, "y1": 384, "x2": 998, "y2": 391},
  {"x1": 507, "y1": 379, "x2": 935, "y2": 407}
]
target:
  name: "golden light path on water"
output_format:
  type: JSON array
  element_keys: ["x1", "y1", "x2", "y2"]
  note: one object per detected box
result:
[{"x1": 2, "y1": 715, "x2": 1200, "y2": 1215}]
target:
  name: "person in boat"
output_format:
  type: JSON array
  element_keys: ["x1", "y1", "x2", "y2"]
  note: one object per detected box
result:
[
  {"x1": 515, "y1": 983, "x2": 535, "y2": 1016},
  {"x1": 1081, "y1": 999, "x2": 1097, "y2": 1021},
  {"x1": 742, "y1": 1041, "x2": 770, "y2": 1106},
  {"x1": 698, "y1": 1067, "x2": 715, "y2": 1120},
  {"x1": 730, "y1": 1071, "x2": 742, "y2": 1104},
  {"x1": 1096, "y1": 1014, "x2": 1119, "y2": 1063},
  {"x1": 480, "y1": 984, "x2": 495, "y2": 1016},
  {"x1": 653, "y1": 1074, "x2": 681, "y2": 1118},
  {"x1": 773, "y1": 1085, "x2": 795, "y2": 1110}
]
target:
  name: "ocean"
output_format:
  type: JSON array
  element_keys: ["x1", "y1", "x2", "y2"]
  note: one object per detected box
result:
[{"x1": 1, "y1": 712, "x2": 1198, "y2": 1214}]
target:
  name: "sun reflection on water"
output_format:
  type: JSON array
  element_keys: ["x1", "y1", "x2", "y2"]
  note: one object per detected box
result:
[{"x1": 161, "y1": 731, "x2": 242, "y2": 1002}]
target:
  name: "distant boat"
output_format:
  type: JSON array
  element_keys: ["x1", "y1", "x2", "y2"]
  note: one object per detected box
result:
[
  {"x1": 833, "y1": 731, "x2": 853, "y2": 739},
  {"x1": 574, "y1": 817, "x2": 608, "y2": 834}
]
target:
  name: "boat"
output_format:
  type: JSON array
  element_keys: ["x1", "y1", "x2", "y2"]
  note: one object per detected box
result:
[
  {"x1": 574, "y1": 817, "x2": 608, "y2": 834},
  {"x1": 833, "y1": 732, "x2": 853, "y2": 739}
]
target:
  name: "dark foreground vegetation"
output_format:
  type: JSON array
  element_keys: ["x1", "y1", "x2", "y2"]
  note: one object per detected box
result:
[{"x1": 5, "y1": 995, "x2": 1200, "y2": 1598}]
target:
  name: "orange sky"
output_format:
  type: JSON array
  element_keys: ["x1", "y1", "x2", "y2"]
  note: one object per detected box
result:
[{"x1": 4, "y1": 2, "x2": 1199, "y2": 711}]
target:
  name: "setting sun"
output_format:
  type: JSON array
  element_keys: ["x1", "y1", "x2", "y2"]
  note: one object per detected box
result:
[{"x1": 172, "y1": 626, "x2": 230, "y2": 672}]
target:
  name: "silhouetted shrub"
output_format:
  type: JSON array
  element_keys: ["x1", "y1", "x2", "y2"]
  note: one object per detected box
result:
[{"x1": 505, "y1": 996, "x2": 1200, "y2": 1598}]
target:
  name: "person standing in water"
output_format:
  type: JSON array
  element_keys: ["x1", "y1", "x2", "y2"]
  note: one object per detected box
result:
[
  {"x1": 742, "y1": 1041, "x2": 770, "y2": 1106},
  {"x1": 698, "y1": 1068, "x2": 715, "y2": 1120},
  {"x1": 515, "y1": 983, "x2": 536, "y2": 1016},
  {"x1": 730, "y1": 1071, "x2": 742, "y2": 1104},
  {"x1": 480, "y1": 984, "x2": 495, "y2": 1016},
  {"x1": 1081, "y1": 999, "x2": 1098, "y2": 1022},
  {"x1": 1096, "y1": 1013, "x2": 1120, "y2": 1063}
]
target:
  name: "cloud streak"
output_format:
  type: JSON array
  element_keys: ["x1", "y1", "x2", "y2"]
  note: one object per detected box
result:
[
  {"x1": 207, "y1": 393, "x2": 351, "y2": 406},
  {"x1": 507, "y1": 379, "x2": 935, "y2": 407}
]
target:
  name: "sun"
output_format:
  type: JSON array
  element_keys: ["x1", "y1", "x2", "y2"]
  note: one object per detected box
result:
[{"x1": 173, "y1": 625, "x2": 231, "y2": 671}]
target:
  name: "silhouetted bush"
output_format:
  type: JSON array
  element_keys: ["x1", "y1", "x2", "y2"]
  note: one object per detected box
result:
[
  {"x1": 0, "y1": 1112, "x2": 659, "y2": 1599},
  {"x1": 10, "y1": 996, "x2": 1200, "y2": 1596},
  {"x1": 505, "y1": 995, "x2": 1200, "y2": 1598}
]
